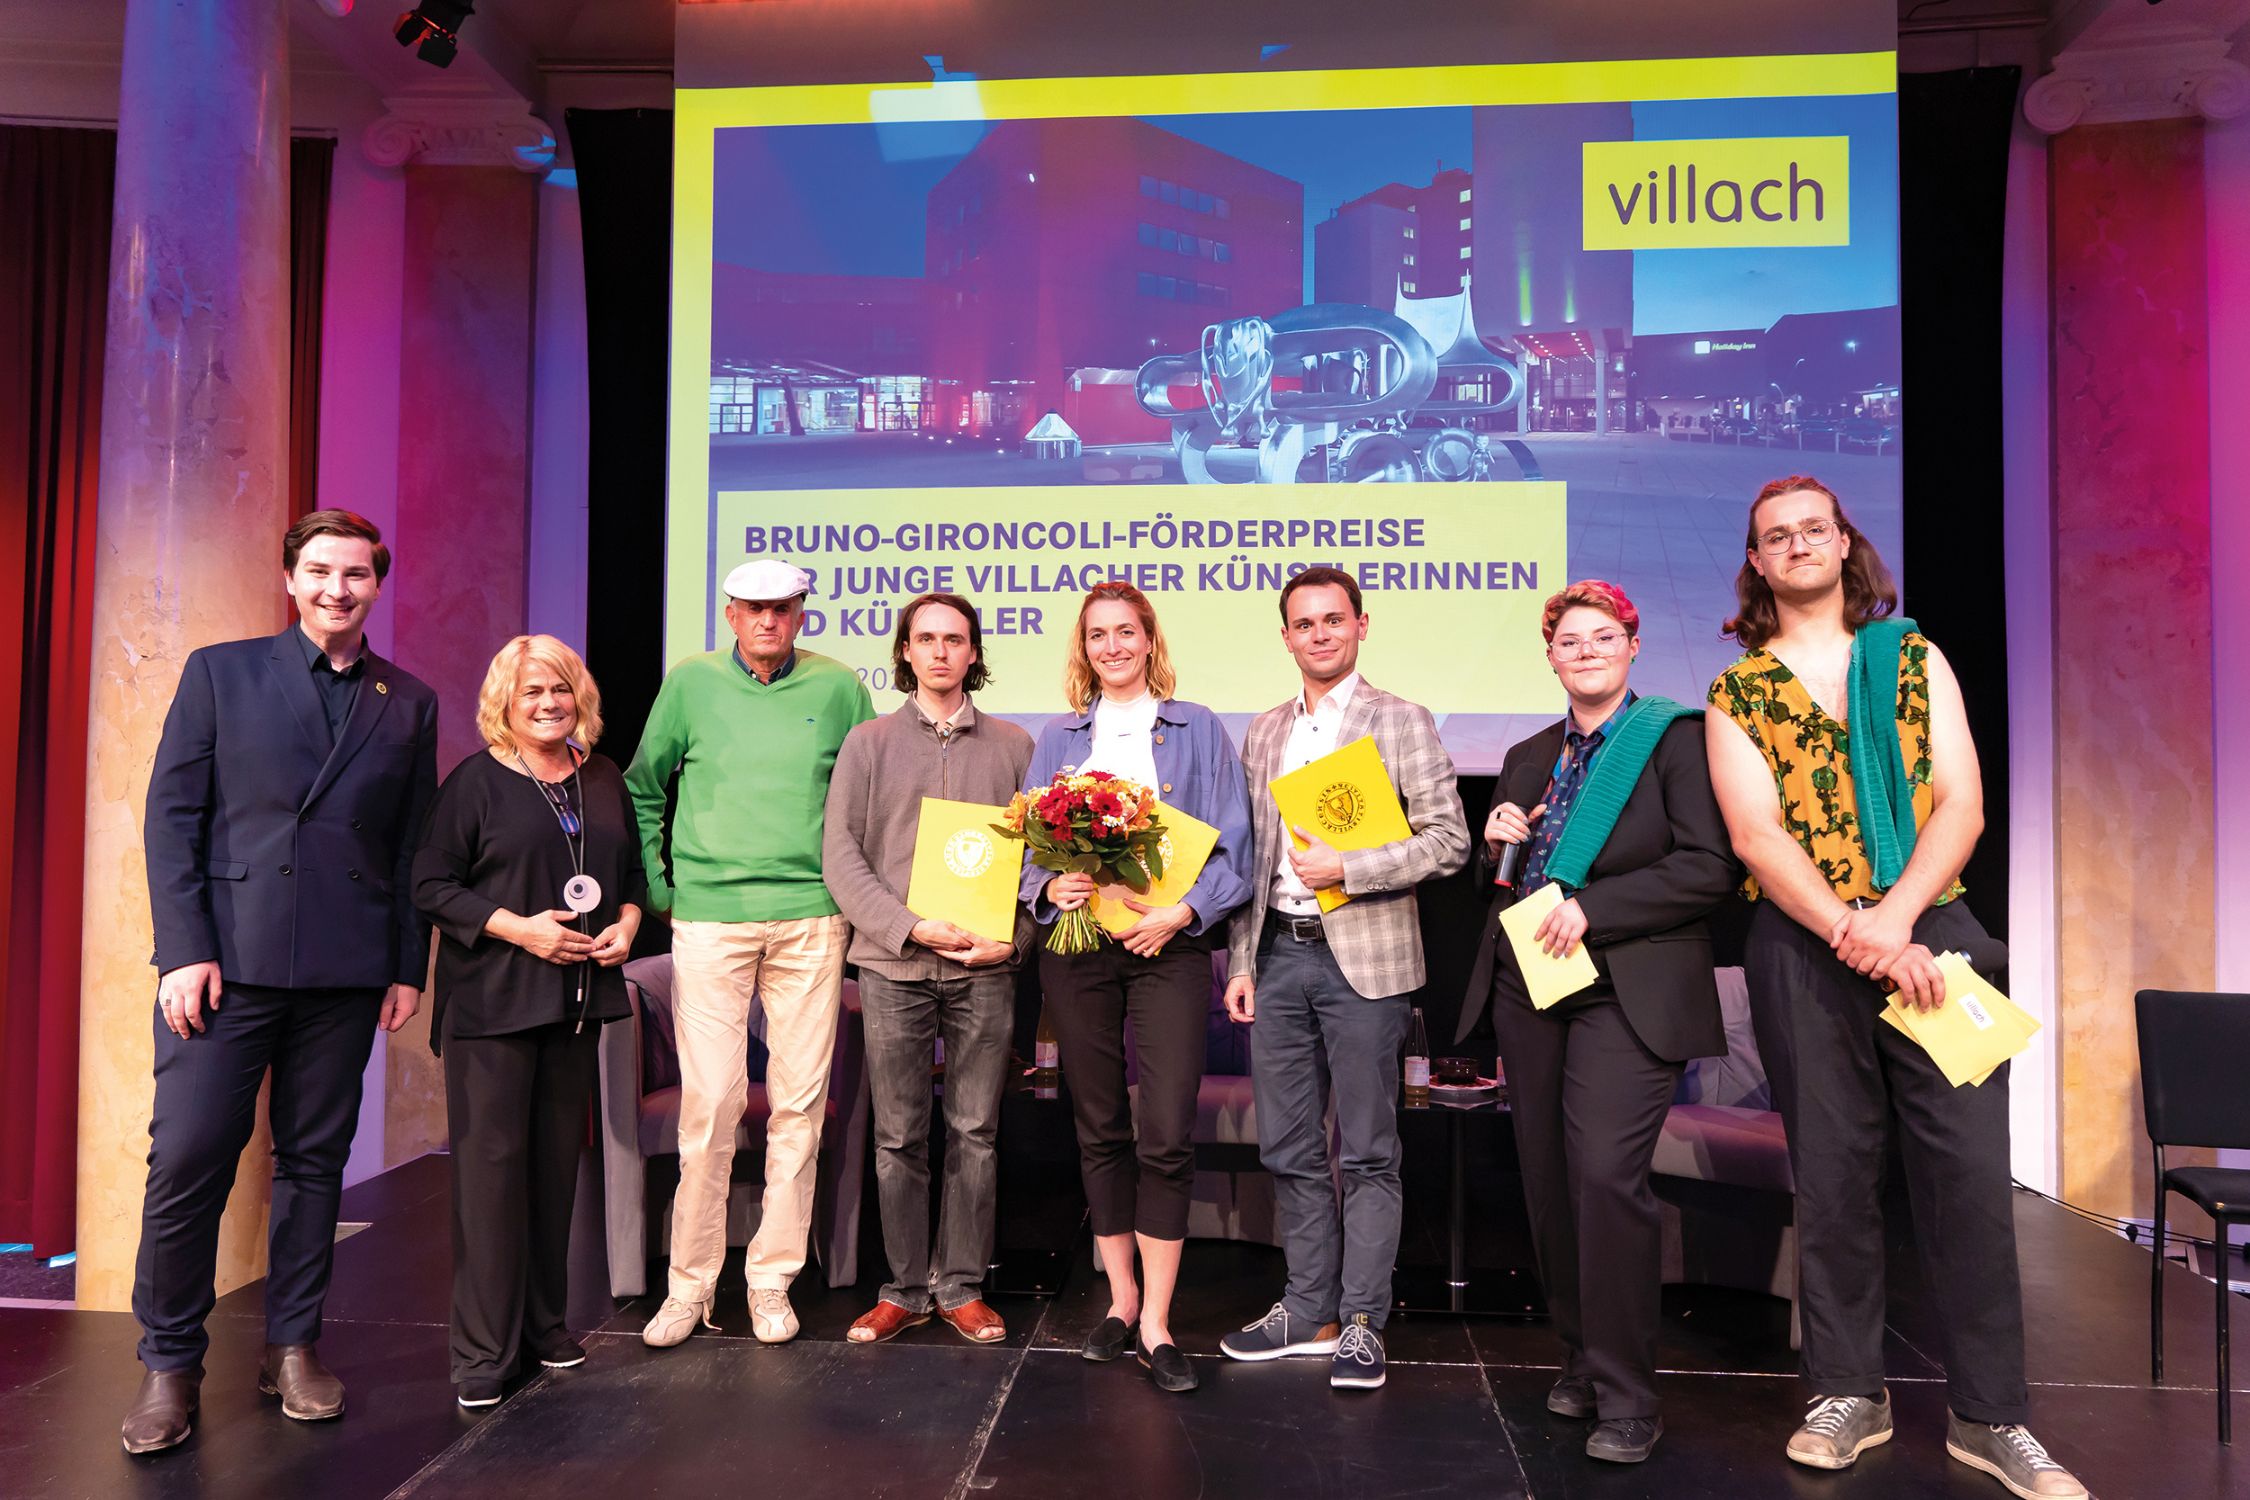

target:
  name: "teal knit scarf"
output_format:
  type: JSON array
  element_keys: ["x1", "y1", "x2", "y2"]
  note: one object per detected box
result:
[
  {"x1": 1846, "y1": 616, "x2": 1919, "y2": 892},
  {"x1": 1540, "y1": 695, "x2": 1702, "y2": 890}
]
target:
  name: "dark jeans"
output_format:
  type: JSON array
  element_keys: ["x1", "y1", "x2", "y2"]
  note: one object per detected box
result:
[
  {"x1": 1745, "y1": 898, "x2": 2030, "y2": 1425},
  {"x1": 1038, "y1": 933, "x2": 1213, "y2": 1241},
  {"x1": 133, "y1": 983, "x2": 380, "y2": 1371},
  {"x1": 443, "y1": 1022, "x2": 598, "y2": 1384},
  {"x1": 858, "y1": 969, "x2": 1015, "y2": 1312},
  {"x1": 1252, "y1": 927, "x2": 1411, "y2": 1329},
  {"x1": 1490, "y1": 982, "x2": 1681, "y2": 1419}
]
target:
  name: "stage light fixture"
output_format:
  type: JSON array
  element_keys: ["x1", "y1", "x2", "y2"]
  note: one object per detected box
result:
[{"x1": 394, "y1": 1, "x2": 474, "y2": 68}]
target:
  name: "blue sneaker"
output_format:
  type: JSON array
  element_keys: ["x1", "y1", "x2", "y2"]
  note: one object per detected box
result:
[
  {"x1": 1329, "y1": 1314, "x2": 1386, "y2": 1390},
  {"x1": 1219, "y1": 1302, "x2": 1342, "y2": 1361}
]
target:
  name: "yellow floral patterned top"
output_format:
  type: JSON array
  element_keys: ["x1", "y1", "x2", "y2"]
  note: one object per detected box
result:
[{"x1": 1706, "y1": 631, "x2": 1961, "y2": 905}]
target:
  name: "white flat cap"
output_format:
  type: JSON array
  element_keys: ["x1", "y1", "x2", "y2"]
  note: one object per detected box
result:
[{"x1": 723, "y1": 559, "x2": 813, "y2": 602}]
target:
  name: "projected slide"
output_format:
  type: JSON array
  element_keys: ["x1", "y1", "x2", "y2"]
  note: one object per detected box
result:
[{"x1": 671, "y1": 42, "x2": 1902, "y2": 771}]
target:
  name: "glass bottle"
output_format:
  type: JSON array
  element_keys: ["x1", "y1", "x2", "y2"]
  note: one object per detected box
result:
[{"x1": 1403, "y1": 1007, "x2": 1430, "y2": 1108}]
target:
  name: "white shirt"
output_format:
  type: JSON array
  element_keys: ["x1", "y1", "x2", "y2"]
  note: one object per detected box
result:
[
  {"x1": 1270, "y1": 671, "x2": 1360, "y2": 915},
  {"x1": 1088, "y1": 690, "x2": 1161, "y2": 792}
]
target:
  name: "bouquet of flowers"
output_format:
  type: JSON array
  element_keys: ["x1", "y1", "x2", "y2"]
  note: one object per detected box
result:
[{"x1": 994, "y1": 770, "x2": 1169, "y2": 954}]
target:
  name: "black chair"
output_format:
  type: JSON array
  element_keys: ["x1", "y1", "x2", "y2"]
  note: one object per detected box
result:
[{"x1": 2134, "y1": 988, "x2": 2250, "y2": 1443}]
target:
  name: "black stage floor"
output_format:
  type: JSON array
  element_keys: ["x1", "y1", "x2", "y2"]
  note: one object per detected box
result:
[{"x1": 2, "y1": 1153, "x2": 2241, "y2": 1499}]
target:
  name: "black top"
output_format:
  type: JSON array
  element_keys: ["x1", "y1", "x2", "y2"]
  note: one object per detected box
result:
[
  {"x1": 293, "y1": 625, "x2": 365, "y2": 744},
  {"x1": 1455, "y1": 717, "x2": 1739, "y2": 1064},
  {"x1": 413, "y1": 749, "x2": 649, "y2": 1050}
]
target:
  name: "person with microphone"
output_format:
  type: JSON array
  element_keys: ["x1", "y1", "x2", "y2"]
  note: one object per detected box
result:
[{"x1": 1456, "y1": 580, "x2": 1738, "y2": 1466}]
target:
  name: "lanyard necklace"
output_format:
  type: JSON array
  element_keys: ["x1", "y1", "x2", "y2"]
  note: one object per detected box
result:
[{"x1": 516, "y1": 744, "x2": 594, "y2": 1032}]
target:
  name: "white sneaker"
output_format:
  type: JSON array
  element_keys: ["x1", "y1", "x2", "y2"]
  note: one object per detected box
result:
[
  {"x1": 750, "y1": 1287, "x2": 799, "y2": 1344},
  {"x1": 640, "y1": 1295, "x2": 716, "y2": 1349}
]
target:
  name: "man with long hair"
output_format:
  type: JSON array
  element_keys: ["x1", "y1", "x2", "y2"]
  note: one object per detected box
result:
[
  {"x1": 823, "y1": 593, "x2": 1032, "y2": 1347},
  {"x1": 1704, "y1": 477, "x2": 2085, "y2": 1498}
]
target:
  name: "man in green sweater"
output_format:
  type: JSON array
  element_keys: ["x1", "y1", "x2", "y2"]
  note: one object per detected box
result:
[{"x1": 627, "y1": 559, "x2": 874, "y2": 1347}]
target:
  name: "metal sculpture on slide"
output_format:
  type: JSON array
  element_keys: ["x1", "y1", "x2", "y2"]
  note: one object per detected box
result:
[{"x1": 1134, "y1": 282, "x2": 1543, "y2": 483}]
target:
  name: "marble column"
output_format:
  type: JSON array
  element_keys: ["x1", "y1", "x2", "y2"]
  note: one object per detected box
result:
[
  {"x1": 2049, "y1": 119, "x2": 2215, "y2": 1221},
  {"x1": 77, "y1": 0, "x2": 292, "y2": 1312},
  {"x1": 363, "y1": 102, "x2": 548, "y2": 1164}
]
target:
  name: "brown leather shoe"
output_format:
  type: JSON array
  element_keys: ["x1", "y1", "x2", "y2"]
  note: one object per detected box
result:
[
  {"x1": 121, "y1": 1366, "x2": 201, "y2": 1454},
  {"x1": 936, "y1": 1298, "x2": 1008, "y2": 1343},
  {"x1": 258, "y1": 1343, "x2": 345, "y2": 1421},
  {"x1": 846, "y1": 1301, "x2": 932, "y2": 1344}
]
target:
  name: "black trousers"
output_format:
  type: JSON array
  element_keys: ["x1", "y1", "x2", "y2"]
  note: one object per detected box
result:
[
  {"x1": 443, "y1": 1022, "x2": 599, "y2": 1383},
  {"x1": 1490, "y1": 982, "x2": 1682, "y2": 1419},
  {"x1": 134, "y1": 983, "x2": 381, "y2": 1371},
  {"x1": 1038, "y1": 934, "x2": 1213, "y2": 1241},
  {"x1": 1745, "y1": 898, "x2": 2029, "y2": 1424}
]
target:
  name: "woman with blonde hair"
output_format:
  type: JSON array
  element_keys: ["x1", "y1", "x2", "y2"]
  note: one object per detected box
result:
[
  {"x1": 413, "y1": 635, "x2": 646, "y2": 1409},
  {"x1": 1017, "y1": 581, "x2": 1252, "y2": 1392}
]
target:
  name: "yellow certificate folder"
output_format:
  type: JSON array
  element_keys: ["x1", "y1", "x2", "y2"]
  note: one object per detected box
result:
[
  {"x1": 903, "y1": 798, "x2": 1026, "y2": 945},
  {"x1": 1268, "y1": 735, "x2": 1411, "y2": 913},
  {"x1": 1880, "y1": 951, "x2": 2041, "y2": 1088},
  {"x1": 1498, "y1": 881, "x2": 1600, "y2": 1010},
  {"x1": 1092, "y1": 802, "x2": 1219, "y2": 936}
]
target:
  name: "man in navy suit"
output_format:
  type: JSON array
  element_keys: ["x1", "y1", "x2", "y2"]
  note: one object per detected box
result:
[{"x1": 122, "y1": 509, "x2": 438, "y2": 1455}]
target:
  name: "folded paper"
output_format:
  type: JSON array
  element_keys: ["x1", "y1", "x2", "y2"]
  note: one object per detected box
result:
[
  {"x1": 1268, "y1": 734, "x2": 1412, "y2": 913},
  {"x1": 1092, "y1": 801, "x2": 1219, "y2": 935},
  {"x1": 904, "y1": 797, "x2": 1025, "y2": 945},
  {"x1": 1498, "y1": 881, "x2": 1599, "y2": 1009}
]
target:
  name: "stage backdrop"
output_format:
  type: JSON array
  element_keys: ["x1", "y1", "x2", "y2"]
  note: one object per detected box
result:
[{"x1": 668, "y1": 3, "x2": 1902, "y2": 772}]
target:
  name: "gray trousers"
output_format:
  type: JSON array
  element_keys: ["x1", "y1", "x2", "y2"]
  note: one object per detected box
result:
[
  {"x1": 1252, "y1": 928, "x2": 1412, "y2": 1329},
  {"x1": 858, "y1": 969, "x2": 1015, "y2": 1313}
]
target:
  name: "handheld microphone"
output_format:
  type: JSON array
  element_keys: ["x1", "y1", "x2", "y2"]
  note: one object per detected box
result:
[{"x1": 1494, "y1": 839, "x2": 1526, "y2": 889}]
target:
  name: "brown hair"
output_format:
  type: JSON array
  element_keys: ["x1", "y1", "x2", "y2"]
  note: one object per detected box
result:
[
  {"x1": 1541, "y1": 579, "x2": 1639, "y2": 642},
  {"x1": 475, "y1": 635, "x2": 604, "y2": 753},
  {"x1": 1722, "y1": 475, "x2": 1896, "y2": 651},
  {"x1": 890, "y1": 592, "x2": 990, "y2": 694},
  {"x1": 1277, "y1": 564, "x2": 1363, "y2": 621},
  {"x1": 1063, "y1": 581, "x2": 1178, "y2": 714},
  {"x1": 283, "y1": 508, "x2": 391, "y2": 581}
]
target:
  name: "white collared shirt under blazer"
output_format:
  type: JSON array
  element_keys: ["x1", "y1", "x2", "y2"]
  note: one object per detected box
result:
[{"x1": 1226, "y1": 677, "x2": 1471, "y2": 999}]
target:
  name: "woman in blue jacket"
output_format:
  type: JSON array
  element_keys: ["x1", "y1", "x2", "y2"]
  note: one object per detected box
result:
[{"x1": 1021, "y1": 580, "x2": 1251, "y2": 1393}]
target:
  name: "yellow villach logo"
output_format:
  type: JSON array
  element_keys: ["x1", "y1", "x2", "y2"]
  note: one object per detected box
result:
[{"x1": 1582, "y1": 137, "x2": 1850, "y2": 250}]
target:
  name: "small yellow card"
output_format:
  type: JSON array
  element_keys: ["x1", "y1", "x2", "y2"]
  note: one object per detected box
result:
[
  {"x1": 903, "y1": 798, "x2": 1025, "y2": 945},
  {"x1": 1880, "y1": 951, "x2": 2040, "y2": 1088},
  {"x1": 1268, "y1": 734, "x2": 1412, "y2": 913},
  {"x1": 1498, "y1": 881, "x2": 1600, "y2": 1009},
  {"x1": 1092, "y1": 802, "x2": 1219, "y2": 936}
]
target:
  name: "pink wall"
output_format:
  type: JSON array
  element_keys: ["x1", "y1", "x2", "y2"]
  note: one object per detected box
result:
[{"x1": 2049, "y1": 119, "x2": 2216, "y2": 1219}]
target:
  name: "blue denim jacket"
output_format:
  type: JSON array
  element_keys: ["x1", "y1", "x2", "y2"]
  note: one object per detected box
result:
[{"x1": 1017, "y1": 698, "x2": 1253, "y2": 938}]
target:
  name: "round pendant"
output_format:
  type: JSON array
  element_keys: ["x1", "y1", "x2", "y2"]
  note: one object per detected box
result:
[{"x1": 563, "y1": 874, "x2": 602, "y2": 914}]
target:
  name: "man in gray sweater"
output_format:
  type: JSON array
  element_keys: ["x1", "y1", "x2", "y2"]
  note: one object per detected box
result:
[{"x1": 822, "y1": 591, "x2": 1034, "y2": 1345}]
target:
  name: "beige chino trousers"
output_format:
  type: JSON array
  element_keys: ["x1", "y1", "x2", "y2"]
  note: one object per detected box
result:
[{"x1": 664, "y1": 914, "x2": 848, "y2": 1301}]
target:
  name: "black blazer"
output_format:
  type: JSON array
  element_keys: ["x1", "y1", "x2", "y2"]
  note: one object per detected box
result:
[
  {"x1": 144, "y1": 628, "x2": 440, "y2": 990},
  {"x1": 1455, "y1": 715, "x2": 1738, "y2": 1063}
]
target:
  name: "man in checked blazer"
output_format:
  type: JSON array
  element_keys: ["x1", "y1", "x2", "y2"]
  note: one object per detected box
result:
[
  {"x1": 1219, "y1": 566, "x2": 1469, "y2": 1391},
  {"x1": 123, "y1": 509, "x2": 438, "y2": 1456}
]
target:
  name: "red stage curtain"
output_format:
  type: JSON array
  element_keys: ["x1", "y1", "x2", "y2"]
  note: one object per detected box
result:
[
  {"x1": 0, "y1": 125, "x2": 112, "y2": 1257},
  {"x1": 289, "y1": 136, "x2": 334, "y2": 522}
]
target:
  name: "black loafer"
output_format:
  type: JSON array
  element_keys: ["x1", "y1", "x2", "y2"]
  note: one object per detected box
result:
[
  {"x1": 1138, "y1": 1340, "x2": 1199, "y2": 1393},
  {"x1": 1082, "y1": 1316, "x2": 1132, "y2": 1362}
]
